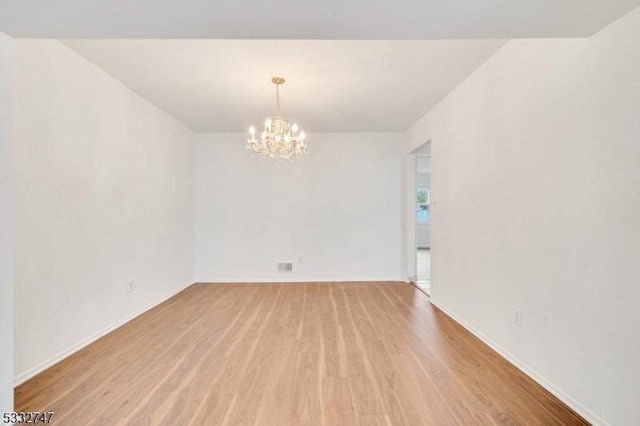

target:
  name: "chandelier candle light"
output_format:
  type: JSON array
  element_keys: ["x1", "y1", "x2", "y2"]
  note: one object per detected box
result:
[{"x1": 247, "y1": 77, "x2": 307, "y2": 161}]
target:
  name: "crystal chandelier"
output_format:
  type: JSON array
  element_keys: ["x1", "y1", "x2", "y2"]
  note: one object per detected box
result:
[{"x1": 247, "y1": 77, "x2": 307, "y2": 161}]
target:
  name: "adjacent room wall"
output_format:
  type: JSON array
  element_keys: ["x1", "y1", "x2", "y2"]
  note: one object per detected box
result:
[
  {"x1": 13, "y1": 40, "x2": 196, "y2": 383},
  {"x1": 416, "y1": 156, "x2": 431, "y2": 248},
  {"x1": 195, "y1": 133, "x2": 404, "y2": 282},
  {"x1": 407, "y1": 7, "x2": 640, "y2": 426},
  {"x1": 0, "y1": 31, "x2": 14, "y2": 414}
]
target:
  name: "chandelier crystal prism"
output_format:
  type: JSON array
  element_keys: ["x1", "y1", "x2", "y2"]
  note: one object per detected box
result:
[{"x1": 247, "y1": 77, "x2": 307, "y2": 161}]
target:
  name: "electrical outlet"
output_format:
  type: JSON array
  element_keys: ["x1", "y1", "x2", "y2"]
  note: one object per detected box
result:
[
  {"x1": 297, "y1": 255, "x2": 303, "y2": 264},
  {"x1": 511, "y1": 305, "x2": 523, "y2": 327},
  {"x1": 127, "y1": 280, "x2": 134, "y2": 293}
]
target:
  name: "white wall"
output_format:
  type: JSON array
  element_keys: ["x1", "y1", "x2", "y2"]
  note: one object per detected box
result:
[
  {"x1": 196, "y1": 133, "x2": 404, "y2": 282},
  {"x1": 407, "y1": 7, "x2": 640, "y2": 426},
  {"x1": 416, "y1": 222, "x2": 430, "y2": 248},
  {"x1": 13, "y1": 40, "x2": 196, "y2": 383},
  {"x1": 0, "y1": 31, "x2": 14, "y2": 414}
]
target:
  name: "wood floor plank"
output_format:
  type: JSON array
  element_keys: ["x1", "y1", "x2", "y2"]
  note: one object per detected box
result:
[{"x1": 15, "y1": 282, "x2": 590, "y2": 425}]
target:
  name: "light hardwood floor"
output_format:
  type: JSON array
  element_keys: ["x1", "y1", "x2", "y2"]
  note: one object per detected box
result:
[{"x1": 15, "y1": 282, "x2": 588, "y2": 425}]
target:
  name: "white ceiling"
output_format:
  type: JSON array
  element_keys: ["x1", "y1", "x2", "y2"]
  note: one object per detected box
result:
[
  {"x1": 63, "y1": 39, "x2": 507, "y2": 132},
  {"x1": 7, "y1": 1, "x2": 639, "y2": 132},
  {"x1": 1, "y1": 0, "x2": 639, "y2": 39}
]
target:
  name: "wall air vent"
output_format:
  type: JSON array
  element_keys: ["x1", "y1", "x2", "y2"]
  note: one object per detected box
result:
[{"x1": 277, "y1": 262, "x2": 293, "y2": 272}]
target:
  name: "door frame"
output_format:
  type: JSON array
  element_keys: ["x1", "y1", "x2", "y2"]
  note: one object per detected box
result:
[{"x1": 406, "y1": 139, "x2": 431, "y2": 283}]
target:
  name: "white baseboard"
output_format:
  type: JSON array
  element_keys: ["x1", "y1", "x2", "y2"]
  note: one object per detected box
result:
[
  {"x1": 428, "y1": 297, "x2": 608, "y2": 426},
  {"x1": 194, "y1": 277, "x2": 405, "y2": 283},
  {"x1": 14, "y1": 281, "x2": 193, "y2": 387}
]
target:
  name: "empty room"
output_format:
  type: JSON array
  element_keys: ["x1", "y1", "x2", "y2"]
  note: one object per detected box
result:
[{"x1": 1, "y1": 1, "x2": 639, "y2": 425}]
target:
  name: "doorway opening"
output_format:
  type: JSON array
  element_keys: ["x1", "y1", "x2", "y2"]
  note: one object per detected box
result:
[{"x1": 414, "y1": 142, "x2": 431, "y2": 295}]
